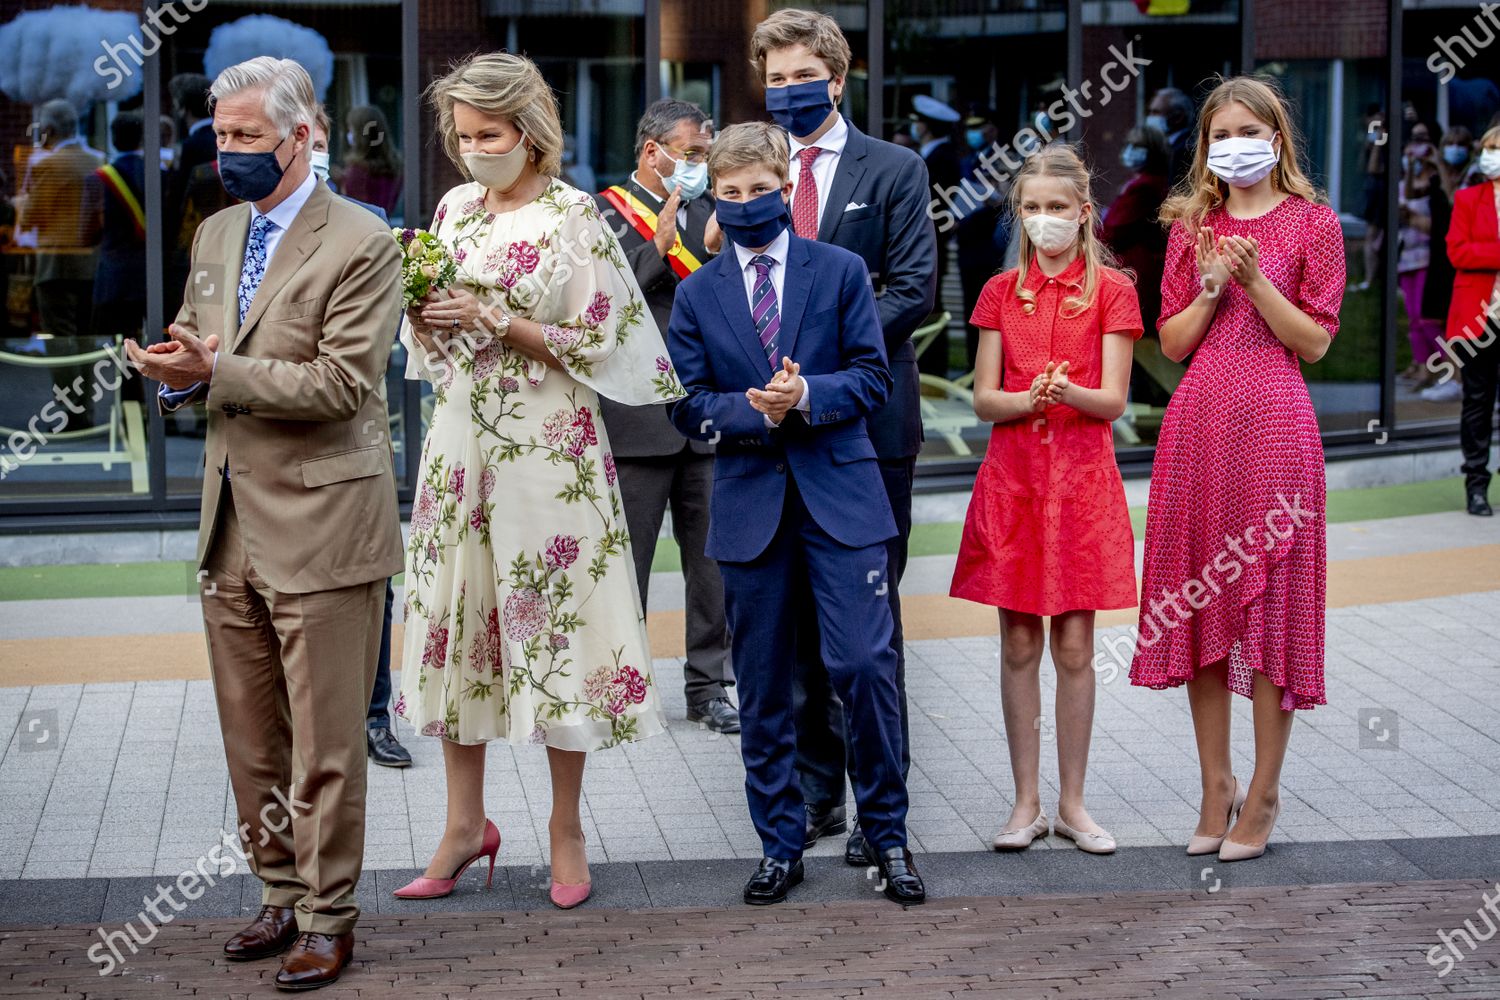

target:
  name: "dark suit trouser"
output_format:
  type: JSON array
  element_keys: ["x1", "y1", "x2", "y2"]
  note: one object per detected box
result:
[
  {"x1": 368, "y1": 578, "x2": 396, "y2": 728},
  {"x1": 793, "y1": 455, "x2": 915, "y2": 818},
  {"x1": 615, "y1": 450, "x2": 732, "y2": 703},
  {"x1": 201, "y1": 490, "x2": 384, "y2": 935},
  {"x1": 1459, "y1": 323, "x2": 1500, "y2": 495},
  {"x1": 720, "y1": 477, "x2": 909, "y2": 862}
]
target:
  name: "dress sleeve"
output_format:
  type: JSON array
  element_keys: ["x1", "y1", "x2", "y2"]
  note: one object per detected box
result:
[
  {"x1": 529, "y1": 193, "x2": 685, "y2": 406},
  {"x1": 1100, "y1": 270, "x2": 1144, "y2": 341},
  {"x1": 1299, "y1": 204, "x2": 1346, "y2": 338},
  {"x1": 400, "y1": 191, "x2": 451, "y2": 383},
  {"x1": 1157, "y1": 220, "x2": 1197, "y2": 332},
  {"x1": 969, "y1": 272, "x2": 1011, "y2": 330}
]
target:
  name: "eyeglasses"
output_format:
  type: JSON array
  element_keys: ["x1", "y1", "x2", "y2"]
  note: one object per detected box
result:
[{"x1": 659, "y1": 142, "x2": 709, "y2": 165}]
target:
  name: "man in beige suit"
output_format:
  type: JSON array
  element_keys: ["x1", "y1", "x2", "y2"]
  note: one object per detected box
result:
[{"x1": 125, "y1": 57, "x2": 402, "y2": 992}]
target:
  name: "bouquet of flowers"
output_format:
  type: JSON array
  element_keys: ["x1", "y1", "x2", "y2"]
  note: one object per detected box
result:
[{"x1": 392, "y1": 227, "x2": 458, "y2": 309}]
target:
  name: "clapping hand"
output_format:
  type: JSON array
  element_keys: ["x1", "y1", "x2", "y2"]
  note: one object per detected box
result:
[
  {"x1": 1196, "y1": 226, "x2": 1231, "y2": 298},
  {"x1": 746, "y1": 357, "x2": 803, "y2": 424},
  {"x1": 1217, "y1": 234, "x2": 1263, "y2": 290},
  {"x1": 124, "y1": 325, "x2": 219, "y2": 390}
]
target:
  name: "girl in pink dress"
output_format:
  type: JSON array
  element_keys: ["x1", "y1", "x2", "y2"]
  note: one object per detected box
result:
[
  {"x1": 1129, "y1": 77, "x2": 1345, "y2": 862},
  {"x1": 952, "y1": 145, "x2": 1142, "y2": 855}
]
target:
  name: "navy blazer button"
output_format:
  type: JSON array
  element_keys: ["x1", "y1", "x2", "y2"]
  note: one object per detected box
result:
[{"x1": 775, "y1": 463, "x2": 786, "y2": 473}]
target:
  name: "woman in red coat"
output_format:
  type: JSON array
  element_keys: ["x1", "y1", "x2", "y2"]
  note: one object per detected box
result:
[{"x1": 1443, "y1": 124, "x2": 1500, "y2": 516}]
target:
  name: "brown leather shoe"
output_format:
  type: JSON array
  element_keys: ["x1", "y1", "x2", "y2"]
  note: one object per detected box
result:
[
  {"x1": 222, "y1": 905, "x2": 298, "y2": 961},
  {"x1": 274, "y1": 931, "x2": 353, "y2": 991}
]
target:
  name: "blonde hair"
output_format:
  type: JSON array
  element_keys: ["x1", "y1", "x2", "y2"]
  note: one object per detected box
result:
[
  {"x1": 708, "y1": 121, "x2": 790, "y2": 185},
  {"x1": 1159, "y1": 75, "x2": 1322, "y2": 232},
  {"x1": 1481, "y1": 124, "x2": 1500, "y2": 148},
  {"x1": 750, "y1": 9, "x2": 851, "y2": 97},
  {"x1": 1009, "y1": 144, "x2": 1117, "y2": 318},
  {"x1": 427, "y1": 52, "x2": 563, "y2": 179}
]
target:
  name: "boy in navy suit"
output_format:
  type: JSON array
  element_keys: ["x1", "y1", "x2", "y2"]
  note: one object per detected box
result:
[{"x1": 666, "y1": 123, "x2": 923, "y2": 906}]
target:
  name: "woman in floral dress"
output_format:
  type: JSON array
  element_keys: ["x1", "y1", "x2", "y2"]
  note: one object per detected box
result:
[{"x1": 394, "y1": 53, "x2": 683, "y2": 908}]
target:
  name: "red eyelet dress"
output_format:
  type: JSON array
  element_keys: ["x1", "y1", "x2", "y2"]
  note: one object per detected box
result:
[{"x1": 950, "y1": 256, "x2": 1142, "y2": 616}]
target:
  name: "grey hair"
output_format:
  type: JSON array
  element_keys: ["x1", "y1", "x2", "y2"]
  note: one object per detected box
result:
[
  {"x1": 210, "y1": 56, "x2": 317, "y2": 141},
  {"x1": 634, "y1": 98, "x2": 708, "y2": 159},
  {"x1": 1154, "y1": 86, "x2": 1195, "y2": 128},
  {"x1": 37, "y1": 100, "x2": 78, "y2": 139}
]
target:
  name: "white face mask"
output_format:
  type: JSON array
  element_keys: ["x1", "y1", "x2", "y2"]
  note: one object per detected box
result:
[
  {"x1": 1022, "y1": 212, "x2": 1082, "y2": 255},
  {"x1": 1479, "y1": 148, "x2": 1500, "y2": 179},
  {"x1": 655, "y1": 147, "x2": 709, "y2": 201},
  {"x1": 462, "y1": 132, "x2": 531, "y2": 193},
  {"x1": 310, "y1": 149, "x2": 330, "y2": 181},
  {"x1": 1206, "y1": 135, "x2": 1279, "y2": 188}
]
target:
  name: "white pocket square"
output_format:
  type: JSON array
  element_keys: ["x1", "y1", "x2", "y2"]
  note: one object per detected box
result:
[{"x1": 844, "y1": 201, "x2": 868, "y2": 212}]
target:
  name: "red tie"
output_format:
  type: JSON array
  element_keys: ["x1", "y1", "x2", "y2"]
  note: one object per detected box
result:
[{"x1": 792, "y1": 146, "x2": 822, "y2": 240}]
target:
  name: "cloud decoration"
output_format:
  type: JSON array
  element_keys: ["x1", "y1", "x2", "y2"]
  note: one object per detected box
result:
[
  {"x1": 203, "y1": 15, "x2": 334, "y2": 100},
  {"x1": 0, "y1": 5, "x2": 145, "y2": 107}
]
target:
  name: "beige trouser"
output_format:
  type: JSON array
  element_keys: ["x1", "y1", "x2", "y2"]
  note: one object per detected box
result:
[{"x1": 201, "y1": 489, "x2": 383, "y2": 935}]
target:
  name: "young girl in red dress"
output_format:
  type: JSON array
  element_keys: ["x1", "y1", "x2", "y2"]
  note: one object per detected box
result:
[
  {"x1": 951, "y1": 145, "x2": 1142, "y2": 855},
  {"x1": 1129, "y1": 76, "x2": 1344, "y2": 863}
]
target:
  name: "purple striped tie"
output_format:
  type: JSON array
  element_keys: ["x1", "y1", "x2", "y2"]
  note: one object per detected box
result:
[{"x1": 750, "y1": 254, "x2": 780, "y2": 372}]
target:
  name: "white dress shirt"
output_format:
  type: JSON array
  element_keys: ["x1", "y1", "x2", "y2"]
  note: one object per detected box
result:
[
  {"x1": 733, "y1": 228, "x2": 809, "y2": 424},
  {"x1": 788, "y1": 114, "x2": 849, "y2": 234}
]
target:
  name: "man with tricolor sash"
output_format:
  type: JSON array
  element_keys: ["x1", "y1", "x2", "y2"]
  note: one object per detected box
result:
[
  {"x1": 93, "y1": 111, "x2": 148, "y2": 359},
  {"x1": 594, "y1": 98, "x2": 739, "y2": 736}
]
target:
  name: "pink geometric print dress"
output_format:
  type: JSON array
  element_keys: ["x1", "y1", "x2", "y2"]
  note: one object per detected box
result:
[{"x1": 1128, "y1": 196, "x2": 1344, "y2": 710}]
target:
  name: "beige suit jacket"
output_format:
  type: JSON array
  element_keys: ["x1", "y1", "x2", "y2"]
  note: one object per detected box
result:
[{"x1": 167, "y1": 180, "x2": 405, "y2": 594}]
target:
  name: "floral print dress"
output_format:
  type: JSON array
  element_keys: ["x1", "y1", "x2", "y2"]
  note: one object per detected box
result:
[{"x1": 396, "y1": 178, "x2": 684, "y2": 750}]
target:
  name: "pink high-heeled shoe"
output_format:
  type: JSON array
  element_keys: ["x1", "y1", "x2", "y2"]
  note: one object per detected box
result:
[
  {"x1": 393, "y1": 819, "x2": 501, "y2": 899},
  {"x1": 549, "y1": 831, "x2": 591, "y2": 909}
]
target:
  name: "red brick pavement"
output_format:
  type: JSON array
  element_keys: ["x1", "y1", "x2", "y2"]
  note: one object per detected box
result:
[{"x1": 2, "y1": 880, "x2": 1496, "y2": 998}]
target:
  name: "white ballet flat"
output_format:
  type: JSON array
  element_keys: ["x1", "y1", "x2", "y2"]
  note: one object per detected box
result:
[
  {"x1": 991, "y1": 812, "x2": 1049, "y2": 851},
  {"x1": 1186, "y1": 776, "x2": 1249, "y2": 856},
  {"x1": 1052, "y1": 815, "x2": 1116, "y2": 854}
]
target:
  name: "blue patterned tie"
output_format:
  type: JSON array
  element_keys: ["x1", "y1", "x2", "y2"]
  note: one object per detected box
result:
[
  {"x1": 750, "y1": 254, "x2": 780, "y2": 372},
  {"x1": 237, "y1": 214, "x2": 275, "y2": 324}
]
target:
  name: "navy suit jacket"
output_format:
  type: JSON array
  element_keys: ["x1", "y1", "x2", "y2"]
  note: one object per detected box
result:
[
  {"x1": 667, "y1": 233, "x2": 896, "y2": 564},
  {"x1": 817, "y1": 121, "x2": 937, "y2": 460}
]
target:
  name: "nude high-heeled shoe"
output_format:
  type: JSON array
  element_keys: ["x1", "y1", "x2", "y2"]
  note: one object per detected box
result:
[
  {"x1": 1186, "y1": 777, "x2": 1248, "y2": 856},
  {"x1": 1218, "y1": 798, "x2": 1280, "y2": 862}
]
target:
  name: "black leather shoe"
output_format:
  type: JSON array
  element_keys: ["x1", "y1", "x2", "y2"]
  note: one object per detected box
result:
[
  {"x1": 744, "y1": 857, "x2": 804, "y2": 905},
  {"x1": 686, "y1": 697, "x2": 741, "y2": 734},
  {"x1": 1468, "y1": 490, "x2": 1493, "y2": 517},
  {"x1": 367, "y1": 727, "x2": 412, "y2": 768},
  {"x1": 844, "y1": 827, "x2": 873, "y2": 867},
  {"x1": 875, "y1": 847, "x2": 926, "y2": 905},
  {"x1": 804, "y1": 805, "x2": 846, "y2": 848}
]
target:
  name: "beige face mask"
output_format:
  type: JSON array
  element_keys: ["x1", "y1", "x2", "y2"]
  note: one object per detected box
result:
[{"x1": 462, "y1": 131, "x2": 530, "y2": 192}]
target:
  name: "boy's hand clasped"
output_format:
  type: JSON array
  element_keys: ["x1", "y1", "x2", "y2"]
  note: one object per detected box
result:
[{"x1": 747, "y1": 357, "x2": 804, "y2": 425}]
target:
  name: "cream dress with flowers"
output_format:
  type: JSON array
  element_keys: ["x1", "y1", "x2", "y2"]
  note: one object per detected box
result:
[{"x1": 396, "y1": 178, "x2": 684, "y2": 750}]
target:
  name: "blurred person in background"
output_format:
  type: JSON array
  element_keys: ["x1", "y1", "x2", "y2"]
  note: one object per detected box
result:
[
  {"x1": 1397, "y1": 122, "x2": 1444, "y2": 390},
  {"x1": 339, "y1": 104, "x2": 401, "y2": 216},
  {"x1": 91, "y1": 111, "x2": 147, "y2": 363},
  {"x1": 1444, "y1": 125, "x2": 1500, "y2": 516},
  {"x1": 1102, "y1": 124, "x2": 1172, "y2": 347},
  {"x1": 16, "y1": 99, "x2": 102, "y2": 426},
  {"x1": 957, "y1": 112, "x2": 1009, "y2": 370},
  {"x1": 1411, "y1": 126, "x2": 1473, "y2": 396},
  {"x1": 1146, "y1": 86, "x2": 1196, "y2": 190}
]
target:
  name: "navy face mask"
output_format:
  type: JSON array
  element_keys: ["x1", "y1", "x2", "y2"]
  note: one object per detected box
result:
[
  {"x1": 716, "y1": 189, "x2": 790, "y2": 248},
  {"x1": 766, "y1": 79, "x2": 835, "y2": 138},
  {"x1": 219, "y1": 136, "x2": 287, "y2": 202}
]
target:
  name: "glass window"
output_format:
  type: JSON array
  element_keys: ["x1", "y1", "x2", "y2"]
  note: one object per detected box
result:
[
  {"x1": 1395, "y1": 0, "x2": 1498, "y2": 429},
  {"x1": 0, "y1": 6, "x2": 150, "y2": 499},
  {"x1": 888, "y1": 1, "x2": 1068, "y2": 464},
  {"x1": 155, "y1": 1, "x2": 409, "y2": 495}
]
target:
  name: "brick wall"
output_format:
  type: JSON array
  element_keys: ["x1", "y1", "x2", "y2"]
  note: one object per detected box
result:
[{"x1": 1255, "y1": 0, "x2": 1388, "y2": 61}]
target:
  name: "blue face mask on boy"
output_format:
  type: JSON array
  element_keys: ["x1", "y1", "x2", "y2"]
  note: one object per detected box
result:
[
  {"x1": 715, "y1": 189, "x2": 790, "y2": 249},
  {"x1": 766, "y1": 79, "x2": 835, "y2": 138}
]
